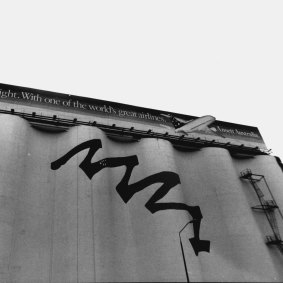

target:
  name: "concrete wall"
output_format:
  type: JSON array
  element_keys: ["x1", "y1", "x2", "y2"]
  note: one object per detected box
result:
[{"x1": 0, "y1": 114, "x2": 283, "y2": 282}]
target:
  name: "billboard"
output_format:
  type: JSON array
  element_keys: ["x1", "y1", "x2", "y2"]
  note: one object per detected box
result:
[{"x1": 0, "y1": 83, "x2": 266, "y2": 149}]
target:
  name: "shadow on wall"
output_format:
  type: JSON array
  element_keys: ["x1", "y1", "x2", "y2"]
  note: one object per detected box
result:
[{"x1": 275, "y1": 156, "x2": 283, "y2": 173}]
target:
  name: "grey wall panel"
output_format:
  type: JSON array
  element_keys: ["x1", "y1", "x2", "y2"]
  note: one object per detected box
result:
[
  {"x1": 84, "y1": 132, "x2": 189, "y2": 282},
  {"x1": 173, "y1": 147, "x2": 280, "y2": 282},
  {"x1": 7, "y1": 116, "x2": 61, "y2": 283},
  {"x1": 1, "y1": 114, "x2": 283, "y2": 282},
  {"x1": 233, "y1": 155, "x2": 283, "y2": 281},
  {"x1": 0, "y1": 115, "x2": 30, "y2": 282}
]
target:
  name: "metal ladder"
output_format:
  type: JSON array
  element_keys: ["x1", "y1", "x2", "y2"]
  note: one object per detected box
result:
[{"x1": 240, "y1": 169, "x2": 283, "y2": 253}]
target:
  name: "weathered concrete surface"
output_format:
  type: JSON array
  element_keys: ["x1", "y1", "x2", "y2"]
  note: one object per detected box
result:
[{"x1": 0, "y1": 114, "x2": 283, "y2": 282}]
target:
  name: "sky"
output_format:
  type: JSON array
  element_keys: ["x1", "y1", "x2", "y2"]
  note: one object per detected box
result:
[{"x1": 1, "y1": 1, "x2": 283, "y2": 158}]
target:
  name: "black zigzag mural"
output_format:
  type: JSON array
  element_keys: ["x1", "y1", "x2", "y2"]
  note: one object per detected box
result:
[{"x1": 51, "y1": 139, "x2": 210, "y2": 256}]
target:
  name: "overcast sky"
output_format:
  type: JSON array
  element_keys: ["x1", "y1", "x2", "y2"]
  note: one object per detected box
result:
[{"x1": 1, "y1": 1, "x2": 282, "y2": 158}]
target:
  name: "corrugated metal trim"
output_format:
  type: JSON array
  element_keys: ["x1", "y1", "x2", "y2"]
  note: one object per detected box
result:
[{"x1": 0, "y1": 109, "x2": 270, "y2": 156}]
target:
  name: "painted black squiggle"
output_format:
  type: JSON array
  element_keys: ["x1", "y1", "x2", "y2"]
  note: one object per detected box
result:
[
  {"x1": 51, "y1": 139, "x2": 102, "y2": 174},
  {"x1": 51, "y1": 139, "x2": 210, "y2": 255}
]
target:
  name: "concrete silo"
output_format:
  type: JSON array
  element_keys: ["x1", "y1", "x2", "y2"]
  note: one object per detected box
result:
[{"x1": 0, "y1": 83, "x2": 283, "y2": 282}]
